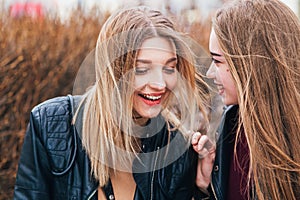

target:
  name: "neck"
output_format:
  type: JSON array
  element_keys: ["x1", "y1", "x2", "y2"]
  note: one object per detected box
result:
[{"x1": 133, "y1": 116, "x2": 149, "y2": 126}]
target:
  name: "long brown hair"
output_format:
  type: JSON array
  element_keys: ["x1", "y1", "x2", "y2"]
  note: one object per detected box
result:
[
  {"x1": 74, "y1": 6, "x2": 209, "y2": 186},
  {"x1": 213, "y1": 0, "x2": 300, "y2": 199}
]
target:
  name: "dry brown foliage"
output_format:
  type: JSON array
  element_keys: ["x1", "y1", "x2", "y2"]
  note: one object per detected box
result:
[
  {"x1": 0, "y1": 8, "x2": 105, "y2": 199},
  {"x1": 0, "y1": 8, "x2": 211, "y2": 199}
]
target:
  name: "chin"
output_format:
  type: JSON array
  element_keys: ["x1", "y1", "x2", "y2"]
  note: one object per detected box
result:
[
  {"x1": 143, "y1": 111, "x2": 161, "y2": 119},
  {"x1": 139, "y1": 107, "x2": 161, "y2": 119},
  {"x1": 223, "y1": 99, "x2": 238, "y2": 106}
]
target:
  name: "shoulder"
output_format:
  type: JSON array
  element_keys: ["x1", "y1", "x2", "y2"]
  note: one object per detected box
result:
[
  {"x1": 29, "y1": 95, "x2": 81, "y2": 174},
  {"x1": 29, "y1": 96, "x2": 74, "y2": 135},
  {"x1": 28, "y1": 95, "x2": 85, "y2": 146},
  {"x1": 31, "y1": 95, "x2": 84, "y2": 123},
  {"x1": 31, "y1": 96, "x2": 72, "y2": 117}
]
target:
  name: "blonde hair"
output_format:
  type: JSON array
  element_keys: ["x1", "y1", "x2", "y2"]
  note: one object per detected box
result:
[
  {"x1": 75, "y1": 6, "x2": 209, "y2": 186},
  {"x1": 213, "y1": 0, "x2": 300, "y2": 199}
]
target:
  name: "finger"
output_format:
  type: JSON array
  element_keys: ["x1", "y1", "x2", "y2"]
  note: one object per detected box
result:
[
  {"x1": 198, "y1": 147, "x2": 215, "y2": 159},
  {"x1": 197, "y1": 148, "x2": 209, "y2": 159},
  {"x1": 191, "y1": 132, "x2": 201, "y2": 145},
  {"x1": 205, "y1": 139, "x2": 216, "y2": 154},
  {"x1": 197, "y1": 135, "x2": 209, "y2": 151}
]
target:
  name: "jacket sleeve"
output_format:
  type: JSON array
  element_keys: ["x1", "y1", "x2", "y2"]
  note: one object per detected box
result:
[
  {"x1": 193, "y1": 186, "x2": 211, "y2": 200},
  {"x1": 14, "y1": 107, "x2": 52, "y2": 200}
]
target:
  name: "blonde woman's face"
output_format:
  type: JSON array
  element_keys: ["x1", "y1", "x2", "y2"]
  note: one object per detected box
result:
[
  {"x1": 133, "y1": 37, "x2": 177, "y2": 119},
  {"x1": 207, "y1": 29, "x2": 238, "y2": 106}
]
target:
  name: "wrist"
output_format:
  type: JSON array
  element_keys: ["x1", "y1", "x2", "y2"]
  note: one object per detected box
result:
[{"x1": 198, "y1": 186, "x2": 209, "y2": 195}]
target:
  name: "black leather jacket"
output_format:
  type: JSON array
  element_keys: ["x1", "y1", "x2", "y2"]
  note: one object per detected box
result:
[
  {"x1": 14, "y1": 96, "x2": 201, "y2": 200},
  {"x1": 209, "y1": 105, "x2": 239, "y2": 200},
  {"x1": 196, "y1": 105, "x2": 239, "y2": 200}
]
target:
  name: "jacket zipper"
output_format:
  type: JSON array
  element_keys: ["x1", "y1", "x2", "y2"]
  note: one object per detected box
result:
[
  {"x1": 150, "y1": 146, "x2": 160, "y2": 200},
  {"x1": 87, "y1": 188, "x2": 98, "y2": 200},
  {"x1": 210, "y1": 182, "x2": 218, "y2": 200}
]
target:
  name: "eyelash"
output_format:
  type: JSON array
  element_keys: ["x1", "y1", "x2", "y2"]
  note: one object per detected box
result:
[
  {"x1": 163, "y1": 66, "x2": 176, "y2": 74},
  {"x1": 135, "y1": 67, "x2": 148, "y2": 75},
  {"x1": 212, "y1": 58, "x2": 221, "y2": 64},
  {"x1": 134, "y1": 65, "x2": 176, "y2": 75}
]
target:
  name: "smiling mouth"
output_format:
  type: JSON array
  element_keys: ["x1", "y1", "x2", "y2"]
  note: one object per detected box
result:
[
  {"x1": 139, "y1": 94, "x2": 162, "y2": 101},
  {"x1": 138, "y1": 93, "x2": 163, "y2": 106},
  {"x1": 213, "y1": 82, "x2": 224, "y2": 95},
  {"x1": 216, "y1": 85, "x2": 225, "y2": 95},
  {"x1": 217, "y1": 85, "x2": 224, "y2": 90},
  {"x1": 214, "y1": 82, "x2": 223, "y2": 90}
]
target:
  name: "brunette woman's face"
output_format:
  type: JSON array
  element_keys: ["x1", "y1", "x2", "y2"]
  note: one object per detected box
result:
[
  {"x1": 133, "y1": 37, "x2": 177, "y2": 119},
  {"x1": 207, "y1": 29, "x2": 238, "y2": 106}
]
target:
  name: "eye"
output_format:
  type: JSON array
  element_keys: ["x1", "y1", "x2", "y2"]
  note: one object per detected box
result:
[
  {"x1": 163, "y1": 65, "x2": 176, "y2": 74},
  {"x1": 134, "y1": 66, "x2": 149, "y2": 75},
  {"x1": 212, "y1": 57, "x2": 221, "y2": 64}
]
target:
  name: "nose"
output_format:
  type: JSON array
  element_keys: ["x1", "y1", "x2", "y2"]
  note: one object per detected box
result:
[
  {"x1": 206, "y1": 62, "x2": 216, "y2": 79},
  {"x1": 148, "y1": 69, "x2": 166, "y2": 89}
]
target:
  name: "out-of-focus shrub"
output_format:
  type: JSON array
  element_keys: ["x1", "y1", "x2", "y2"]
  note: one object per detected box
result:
[{"x1": 0, "y1": 8, "x2": 106, "y2": 199}]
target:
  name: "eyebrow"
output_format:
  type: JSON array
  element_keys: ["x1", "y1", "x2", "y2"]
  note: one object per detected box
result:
[
  {"x1": 136, "y1": 57, "x2": 177, "y2": 64},
  {"x1": 210, "y1": 52, "x2": 223, "y2": 57}
]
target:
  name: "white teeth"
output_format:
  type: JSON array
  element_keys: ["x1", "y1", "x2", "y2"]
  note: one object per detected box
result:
[
  {"x1": 143, "y1": 94, "x2": 161, "y2": 100},
  {"x1": 217, "y1": 85, "x2": 224, "y2": 90}
]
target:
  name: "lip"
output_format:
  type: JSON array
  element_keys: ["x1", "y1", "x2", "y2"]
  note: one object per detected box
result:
[
  {"x1": 138, "y1": 92, "x2": 164, "y2": 106},
  {"x1": 218, "y1": 87, "x2": 225, "y2": 95},
  {"x1": 214, "y1": 81, "x2": 224, "y2": 95}
]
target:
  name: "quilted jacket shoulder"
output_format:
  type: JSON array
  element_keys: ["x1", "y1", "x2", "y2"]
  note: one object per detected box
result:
[{"x1": 31, "y1": 95, "x2": 77, "y2": 175}]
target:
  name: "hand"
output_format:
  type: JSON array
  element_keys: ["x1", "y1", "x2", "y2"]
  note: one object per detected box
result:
[{"x1": 191, "y1": 132, "x2": 216, "y2": 191}]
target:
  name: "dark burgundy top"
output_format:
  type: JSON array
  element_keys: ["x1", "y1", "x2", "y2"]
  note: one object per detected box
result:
[{"x1": 227, "y1": 130, "x2": 250, "y2": 200}]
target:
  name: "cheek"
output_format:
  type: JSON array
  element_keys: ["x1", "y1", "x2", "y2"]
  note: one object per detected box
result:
[
  {"x1": 134, "y1": 77, "x2": 147, "y2": 90},
  {"x1": 132, "y1": 93, "x2": 142, "y2": 111},
  {"x1": 218, "y1": 68, "x2": 231, "y2": 84},
  {"x1": 164, "y1": 74, "x2": 177, "y2": 90},
  {"x1": 225, "y1": 70, "x2": 236, "y2": 90},
  {"x1": 225, "y1": 76, "x2": 238, "y2": 104}
]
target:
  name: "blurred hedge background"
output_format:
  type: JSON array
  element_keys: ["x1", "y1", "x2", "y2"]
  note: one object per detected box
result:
[{"x1": 0, "y1": 7, "x2": 211, "y2": 199}]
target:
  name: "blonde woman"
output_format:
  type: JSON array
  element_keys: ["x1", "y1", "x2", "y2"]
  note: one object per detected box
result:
[
  {"x1": 197, "y1": 0, "x2": 300, "y2": 199},
  {"x1": 14, "y1": 6, "x2": 214, "y2": 200}
]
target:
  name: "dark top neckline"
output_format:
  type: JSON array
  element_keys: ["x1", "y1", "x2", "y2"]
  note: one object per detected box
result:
[{"x1": 101, "y1": 178, "x2": 115, "y2": 200}]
